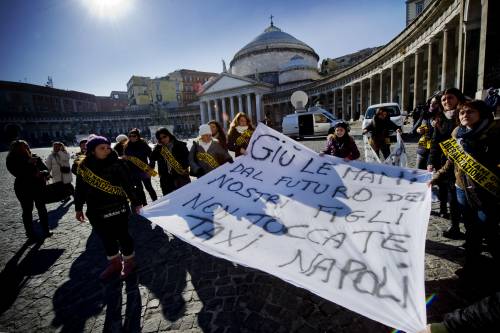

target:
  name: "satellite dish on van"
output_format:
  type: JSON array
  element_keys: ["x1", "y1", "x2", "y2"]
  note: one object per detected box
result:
[{"x1": 291, "y1": 90, "x2": 308, "y2": 111}]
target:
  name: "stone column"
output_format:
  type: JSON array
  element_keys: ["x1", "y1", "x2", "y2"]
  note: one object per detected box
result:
[
  {"x1": 332, "y1": 89, "x2": 338, "y2": 118},
  {"x1": 221, "y1": 97, "x2": 228, "y2": 130},
  {"x1": 413, "y1": 49, "x2": 423, "y2": 109},
  {"x1": 199, "y1": 100, "x2": 206, "y2": 124},
  {"x1": 441, "y1": 28, "x2": 449, "y2": 90},
  {"x1": 427, "y1": 41, "x2": 435, "y2": 99},
  {"x1": 369, "y1": 76, "x2": 375, "y2": 106},
  {"x1": 207, "y1": 99, "x2": 213, "y2": 121},
  {"x1": 230, "y1": 96, "x2": 235, "y2": 121},
  {"x1": 246, "y1": 93, "x2": 253, "y2": 121},
  {"x1": 214, "y1": 99, "x2": 221, "y2": 123},
  {"x1": 350, "y1": 84, "x2": 356, "y2": 121},
  {"x1": 255, "y1": 93, "x2": 262, "y2": 123},
  {"x1": 390, "y1": 65, "x2": 397, "y2": 102},
  {"x1": 379, "y1": 71, "x2": 384, "y2": 103},
  {"x1": 401, "y1": 58, "x2": 409, "y2": 112},
  {"x1": 341, "y1": 87, "x2": 348, "y2": 121},
  {"x1": 360, "y1": 80, "x2": 367, "y2": 117},
  {"x1": 238, "y1": 95, "x2": 243, "y2": 115}
]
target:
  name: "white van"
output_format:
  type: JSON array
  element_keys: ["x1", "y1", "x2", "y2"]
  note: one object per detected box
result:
[
  {"x1": 361, "y1": 102, "x2": 406, "y2": 138},
  {"x1": 282, "y1": 106, "x2": 341, "y2": 139}
]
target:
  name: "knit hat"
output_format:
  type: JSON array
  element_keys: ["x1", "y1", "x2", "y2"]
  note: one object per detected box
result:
[
  {"x1": 334, "y1": 122, "x2": 350, "y2": 132},
  {"x1": 128, "y1": 128, "x2": 141, "y2": 137},
  {"x1": 199, "y1": 124, "x2": 212, "y2": 136},
  {"x1": 86, "y1": 135, "x2": 110, "y2": 153},
  {"x1": 116, "y1": 134, "x2": 128, "y2": 143}
]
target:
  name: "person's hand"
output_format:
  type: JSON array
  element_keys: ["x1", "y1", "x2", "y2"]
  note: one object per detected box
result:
[
  {"x1": 343, "y1": 158, "x2": 351, "y2": 162},
  {"x1": 416, "y1": 127, "x2": 423, "y2": 134},
  {"x1": 396, "y1": 128, "x2": 402, "y2": 134},
  {"x1": 427, "y1": 165, "x2": 434, "y2": 172},
  {"x1": 76, "y1": 211, "x2": 86, "y2": 222},
  {"x1": 134, "y1": 205, "x2": 143, "y2": 214},
  {"x1": 362, "y1": 129, "x2": 368, "y2": 134},
  {"x1": 319, "y1": 152, "x2": 325, "y2": 157},
  {"x1": 29, "y1": 157, "x2": 38, "y2": 164},
  {"x1": 240, "y1": 148, "x2": 247, "y2": 155},
  {"x1": 121, "y1": 155, "x2": 128, "y2": 160},
  {"x1": 417, "y1": 324, "x2": 432, "y2": 333}
]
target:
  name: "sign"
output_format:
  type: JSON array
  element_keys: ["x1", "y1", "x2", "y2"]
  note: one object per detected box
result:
[{"x1": 141, "y1": 124, "x2": 431, "y2": 333}]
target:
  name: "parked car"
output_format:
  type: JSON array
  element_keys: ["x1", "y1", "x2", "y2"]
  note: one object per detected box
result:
[
  {"x1": 361, "y1": 102, "x2": 406, "y2": 138},
  {"x1": 282, "y1": 106, "x2": 341, "y2": 139}
]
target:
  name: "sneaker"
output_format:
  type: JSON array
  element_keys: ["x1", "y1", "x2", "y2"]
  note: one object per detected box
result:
[
  {"x1": 120, "y1": 257, "x2": 136, "y2": 279},
  {"x1": 99, "y1": 256, "x2": 122, "y2": 281},
  {"x1": 443, "y1": 227, "x2": 465, "y2": 240}
]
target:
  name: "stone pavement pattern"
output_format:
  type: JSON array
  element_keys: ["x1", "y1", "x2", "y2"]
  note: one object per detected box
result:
[{"x1": 0, "y1": 126, "x2": 497, "y2": 332}]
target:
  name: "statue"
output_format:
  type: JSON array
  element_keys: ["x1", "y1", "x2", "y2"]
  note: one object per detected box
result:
[{"x1": 222, "y1": 59, "x2": 227, "y2": 73}]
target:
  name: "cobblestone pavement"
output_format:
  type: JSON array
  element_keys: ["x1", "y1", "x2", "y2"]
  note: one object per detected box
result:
[{"x1": 1, "y1": 124, "x2": 498, "y2": 332}]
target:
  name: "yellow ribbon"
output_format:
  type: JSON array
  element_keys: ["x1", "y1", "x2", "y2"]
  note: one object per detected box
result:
[
  {"x1": 127, "y1": 155, "x2": 158, "y2": 177},
  {"x1": 235, "y1": 129, "x2": 253, "y2": 147},
  {"x1": 196, "y1": 152, "x2": 219, "y2": 169},
  {"x1": 160, "y1": 146, "x2": 189, "y2": 176},
  {"x1": 77, "y1": 164, "x2": 127, "y2": 197},
  {"x1": 440, "y1": 138, "x2": 499, "y2": 197}
]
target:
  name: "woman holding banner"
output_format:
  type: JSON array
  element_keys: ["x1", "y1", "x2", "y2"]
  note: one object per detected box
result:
[
  {"x1": 189, "y1": 124, "x2": 233, "y2": 177},
  {"x1": 123, "y1": 128, "x2": 157, "y2": 205},
  {"x1": 430, "y1": 100, "x2": 500, "y2": 275},
  {"x1": 227, "y1": 112, "x2": 254, "y2": 157},
  {"x1": 320, "y1": 122, "x2": 360, "y2": 160},
  {"x1": 150, "y1": 127, "x2": 191, "y2": 195},
  {"x1": 74, "y1": 135, "x2": 142, "y2": 281}
]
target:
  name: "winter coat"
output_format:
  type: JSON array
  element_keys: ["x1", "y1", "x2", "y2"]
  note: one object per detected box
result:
[
  {"x1": 443, "y1": 292, "x2": 500, "y2": 332},
  {"x1": 433, "y1": 119, "x2": 500, "y2": 208},
  {"x1": 189, "y1": 139, "x2": 233, "y2": 177},
  {"x1": 114, "y1": 142, "x2": 125, "y2": 157},
  {"x1": 227, "y1": 128, "x2": 254, "y2": 157},
  {"x1": 428, "y1": 112, "x2": 458, "y2": 169},
  {"x1": 124, "y1": 139, "x2": 152, "y2": 178},
  {"x1": 150, "y1": 140, "x2": 190, "y2": 180},
  {"x1": 364, "y1": 117, "x2": 400, "y2": 151},
  {"x1": 6, "y1": 152, "x2": 48, "y2": 190},
  {"x1": 74, "y1": 152, "x2": 140, "y2": 218},
  {"x1": 46, "y1": 150, "x2": 73, "y2": 184},
  {"x1": 322, "y1": 135, "x2": 360, "y2": 160}
]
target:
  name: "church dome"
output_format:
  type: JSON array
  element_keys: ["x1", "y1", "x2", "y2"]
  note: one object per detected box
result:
[{"x1": 230, "y1": 23, "x2": 319, "y2": 86}]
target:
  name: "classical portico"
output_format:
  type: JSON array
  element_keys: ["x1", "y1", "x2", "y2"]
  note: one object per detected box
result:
[{"x1": 198, "y1": 73, "x2": 273, "y2": 129}]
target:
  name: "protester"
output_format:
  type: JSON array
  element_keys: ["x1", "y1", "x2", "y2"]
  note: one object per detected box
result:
[
  {"x1": 149, "y1": 127, "x2": 191, "y2": 195},
  {"x1": 227, "y1": 112, "x2": 255, "y2": 157},
  {"x1": 71, "y1": 138, "x2": 87, "y2": 175},
  {"x1": 413, "y1": 95, "x2": 442, "y2": 169},
  {"x1": 114, "y1": 134, "x2": 128, "y2": 157},
  {"x1": 418, "y1": 292, "x2": 500, "y2": 333},
  {"x1": 484, "y1": 87, "x2": 499, "y2": 114},
  {"x1": 74, "y1": 135, "x2": 142, "y2": 281},
  {"x1": 208, "y1": 120, "x2": 228, "y2": 150},
  {"x1": 362, "y1": 107, "x2": 401, "y2": 159},
  {"x1": 123, "y1": 128, "x2": 157, "y2": 205},
  {"x1": 320, "y1": 122, "x2": 360, "y2": 160},
  {"x1": 46, "y1": 142, "x2": 73, "y2": 185},
  {"x1": 430, "y1": 100, "x2": 500, "y2": 273},
  {"x1": 189, "y1": 124, "x2": 233, "y2": 177},
  {"x1": 427, "y1": 88, "x2": 465, "y2": 239},
  {"x1": 6, "y1": 140, "x2": 51, "y2": 240}
]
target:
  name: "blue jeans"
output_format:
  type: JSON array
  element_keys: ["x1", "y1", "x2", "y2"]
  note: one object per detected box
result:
[{"x1": 456, "y1": 186, "x2": 500, "y2": 264}]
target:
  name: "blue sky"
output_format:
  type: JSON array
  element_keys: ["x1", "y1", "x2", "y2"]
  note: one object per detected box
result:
[{"x1": 0, "y1": 0, "x2": 406, "y2": 96}]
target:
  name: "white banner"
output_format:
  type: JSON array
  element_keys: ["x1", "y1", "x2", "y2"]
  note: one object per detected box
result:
[{"x1": 141, "y1": 124, "x2": 432, "y2": 333}]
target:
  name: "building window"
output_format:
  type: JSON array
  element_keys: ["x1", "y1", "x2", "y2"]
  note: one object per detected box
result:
[{"x1": 415, "y1": 1, "x2": 424, "y2": 15}]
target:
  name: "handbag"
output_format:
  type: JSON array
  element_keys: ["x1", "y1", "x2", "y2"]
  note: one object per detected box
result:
[{"x1": 44, "y1": 182, "x2": 74, "y2": 203}]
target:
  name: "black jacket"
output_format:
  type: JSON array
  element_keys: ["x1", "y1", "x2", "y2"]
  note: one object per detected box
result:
[
  {"x1": 6, "y1": 153, "x2": 48, "y2": 188},
  {"x1": 150, "y1": 140, "x2": 190, "y2": 178},
  {"x1": 428, "y1": 113, "x2": 457, "y2": 169},
  {"x1": 443, "y1": 292, "x2": 500, "y2": 332},
  {"x1": 74, "y1": 152, "x2": 140, "y2": 214}
]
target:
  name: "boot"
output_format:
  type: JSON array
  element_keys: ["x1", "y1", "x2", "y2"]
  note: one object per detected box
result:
[
  {"x1": 120, "y1": 256, "x2": 136, "y2": 279},
  {"x1": 99, "y1": 255, "x2": 122, "y2": 281}
]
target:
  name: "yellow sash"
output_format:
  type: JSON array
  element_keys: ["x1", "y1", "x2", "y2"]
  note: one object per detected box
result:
[
  {"x1": 440, "y1": 138, "x2": 499, "y2": 197},
  {"x1": 235, "y1": 129, "x2": 253, "y2": 147},
  {"x1": 127, "y1": 155, "x2": 158, "y2": 177},
  {"x1": 77, "y1": 164, "x2": 127, "y2": 197},
  {"x1": 196, "y1": 152, "x2": 219, "y2": 169},
  {"x1": 417, "y1": 125, "x2": 431, "y2": 149},
  {"x1": 160, "y1": 146, "x2": 189, "y2": 176}
]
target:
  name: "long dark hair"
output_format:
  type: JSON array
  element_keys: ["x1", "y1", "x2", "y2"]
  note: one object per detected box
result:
[
  {"x1": 155, "y1": 127, "x2": 178, "y2": 143},
  {"x1": 8, "y1": 139, "x2": 31, "y2": 157},
  {"x1": 208, "y1": 120, "x2": 227, "y2": 147}
]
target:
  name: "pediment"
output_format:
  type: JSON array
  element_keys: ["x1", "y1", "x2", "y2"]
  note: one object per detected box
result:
[{"x1": 201, "y1": 74, "x2": 256, "y2": 95}]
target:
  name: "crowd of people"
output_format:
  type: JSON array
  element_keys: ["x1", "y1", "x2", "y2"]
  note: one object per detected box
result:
[{"x1": 5, "y1": 86, "x2": 499, "y2": 331}]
